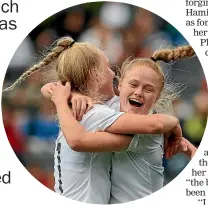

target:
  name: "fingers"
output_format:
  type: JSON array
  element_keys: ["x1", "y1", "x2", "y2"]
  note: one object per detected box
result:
[
  {"x1": 71, "y1": 99, "x2": 77, "y2": 119},
  {"x1": 51, "y1": 82, "x2": 56, "y2": 90},
  {"x1": 165, "y1": 146, "x2": 171, "y2": 159},
  {"x1": 166, "y1": 148, "x2": 171, "y2": 159},
  {"x1": 165, "y1": 136, "x2": 193, "y2": 159},
  {"x1": 180, "y1": 140, "x2": 188, "y2": 152},
  {"x1": 172, "y1": 140, "x2": 179, "y2": 157},
  {"x1": 86, "y1": 98, "x2": 93, "y2": 113},
  {"x1": 71, "y1": 98, "x2": 85, "y2": 121},
  {"x1": 168, "y1": 141, "x2": 174, "y2": 159},
  {"x1": 167, "y1": 122, "x2": 183, "y2": 141},
  {"x1": 184, "y1": 139, "x2": 197, "y2": 159},
  {"x1": 78, "y1": 99, "x2": 87, "y2": 121},
  {"x1": 165, "y1": 143, "x2": 173, "y2": 159},
  {"x1": 70, "y1": 96, "x2": 93, "y2": 121},
  {"x1": 65, "y1": 81, "x2": 71, "y2": 88},
  {"x1": 76, "y1": 98, "x2": 92, "y2": 121},
  {"x1": 50, "y1": 83, "x2": 56, "y2": 100},
  {"x1": 191, "y1": 146, "x2": 197, "y2": 159},
  {"x1": 46, "y1": 86, "x2": 53, "y2": 96},
  {"x1": 187, "y1": 147, "x2": 196, "y2": 159},
  {"x1": 165, "y1": 137, "x2": 179, "y2": 159},
  {"x1": 175, "y1": 124, "x2": 183, "y2": 138},
  {"x1": 50, "y1": 81, "x2": 72, "y2": 106},
  {"x1": 75, "y1": 99, "x2": 82, "y2": 120}
]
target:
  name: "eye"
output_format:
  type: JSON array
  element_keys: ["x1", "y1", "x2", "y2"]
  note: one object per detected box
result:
[
  {"x1": 145, "y1": 87, "x2": 154, "y2": 92},
  {"x1": 129, "y1": 83, "x2": 137, "y2": 88}
]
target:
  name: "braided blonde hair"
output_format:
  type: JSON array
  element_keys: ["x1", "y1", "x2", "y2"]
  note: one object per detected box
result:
[
  {"x1": 3, "y1": 37, "x2": 72, "y2": 92},
  {"x1": 3, "y1": 37, "x2": 105, "y2": 99},
  {"x1": 119, "y1": 45, "x2": 196, "y2": 113},
  {"x1": 152, "y1": 45, "x2": 195, "y2": 62}
]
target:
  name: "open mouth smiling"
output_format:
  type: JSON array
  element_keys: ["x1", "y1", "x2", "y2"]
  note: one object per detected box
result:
[{"x1": 128, "y1": 98, "x2": 144, "y2": 107}]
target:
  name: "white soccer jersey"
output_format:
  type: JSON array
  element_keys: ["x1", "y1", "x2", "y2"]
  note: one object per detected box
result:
[
  {"x1": 54, "y1": 97, "x2": 125, "y2": 204},
  {"x1": 54, "y1": 95, "x2": 164, "y2": 203},
  {"x1": 109, "y1": 96, "x2": 164, "y2": 203},
  {"x1": 110, "y1": 136, "x2": 164, "y2": 204}
]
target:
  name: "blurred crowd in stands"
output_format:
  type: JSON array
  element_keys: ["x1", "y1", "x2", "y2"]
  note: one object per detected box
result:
[{"x1": 2, "y1": 2, "x2": 208, "y2": 191}]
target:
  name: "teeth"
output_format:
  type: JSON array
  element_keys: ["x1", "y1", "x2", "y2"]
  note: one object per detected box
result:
[
  {"x1": 129, "y1": 98, "x2": 143, "y2": 104},
  {"x1": 128, "y1": 98, "x2": 144, "y2": 107}
]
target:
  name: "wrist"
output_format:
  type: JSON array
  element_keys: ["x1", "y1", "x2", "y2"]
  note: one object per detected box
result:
[
  {"x1": 54, "y1": 98, "x2": 68, "y2": 108},
  {"x1": 169, "y1": 115, "x2": 178, "y2": 126},
  {"x1": 168, "y1": 116, "x2": 180, "y2": 133}
]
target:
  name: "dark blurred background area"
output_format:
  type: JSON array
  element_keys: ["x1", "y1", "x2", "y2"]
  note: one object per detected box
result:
[{"x1": 2, "y1": 2, "x2": 208, "y2": 191}]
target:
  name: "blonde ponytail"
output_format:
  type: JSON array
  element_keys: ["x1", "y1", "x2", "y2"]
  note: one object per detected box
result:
[{"x1": 3, "y1": 37, "x2": 75, "y2": 92}]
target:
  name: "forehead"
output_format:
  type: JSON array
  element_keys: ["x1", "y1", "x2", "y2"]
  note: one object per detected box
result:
[{"x1": 124, "y1": 65, "x2": 161, "y2": 86}]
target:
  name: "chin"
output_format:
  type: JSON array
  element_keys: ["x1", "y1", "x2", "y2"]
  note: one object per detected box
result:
[
  {"x1": 127, "y1": 108, "x2": 141, "y2": 115},
  {"x1": 131, "y1": 108, "x2": 148, "y2": 115}
]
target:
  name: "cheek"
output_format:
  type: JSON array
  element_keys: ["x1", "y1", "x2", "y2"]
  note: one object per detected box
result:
[
  {"x1": 146, "y1": 93, "x2": 158, "y2": 105},
  {"x1": 103, "y1": 69, "x2": 114, "y2": 84},
  {"x1": 119, "y1": 86, "x2": 129, "y2": 101},
  {"x1": 119, "y1": 84, "x2": 133, "y2": 96}
]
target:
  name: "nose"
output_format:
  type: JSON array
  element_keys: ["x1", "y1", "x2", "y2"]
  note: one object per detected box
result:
[
  {"x1": 134, "y1": 87, "x2": 143, "y2": 97},
  {"x1": 110, "y1": 69, "x2": 115, "y2": 78}
]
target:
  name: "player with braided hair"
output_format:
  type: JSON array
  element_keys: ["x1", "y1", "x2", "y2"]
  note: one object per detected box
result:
[
  {"x1": 3, "y1": 38, "x2": 72, "y2": 92},
  {"x1": 42, "y1": 39, "x2": 196, "y2": 203},
  {"x1": 108, "y1": 46, "x2": 197, "y2": 203},
  {"x1": 5, "y1": 36, "x2": 196, "y2": 203},
  {"x1": 50, "y1": 45, "x2": 197, "y2": 203}
]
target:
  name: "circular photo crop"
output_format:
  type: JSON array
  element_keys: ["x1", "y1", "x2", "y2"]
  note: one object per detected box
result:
[{"x1": 2, "y1": 1, "x2": 207, "y2": 204}]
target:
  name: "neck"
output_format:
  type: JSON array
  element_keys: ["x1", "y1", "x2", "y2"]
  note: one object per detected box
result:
[
  {"x1": 88, "y1": 91, "x2": 115, "y2": 104},
  {"x1": 98, "y1": 87, "x2": 115, "y2": 100}
]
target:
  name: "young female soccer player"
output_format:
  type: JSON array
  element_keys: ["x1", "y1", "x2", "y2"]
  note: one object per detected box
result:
[
  {"x1": 4, "y1": 37, "x2": 196, "y2": 203},
  {"x1": 46, "y1": 45, "x2": 196, "y2": 203},
  {"x1": 108, "y1": 54, "x2": 197, "y2": 203}
]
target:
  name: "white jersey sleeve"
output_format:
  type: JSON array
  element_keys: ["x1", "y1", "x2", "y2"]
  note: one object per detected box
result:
[{"x1": 80, "y1": 104, "x2": 125, "y2": 132}]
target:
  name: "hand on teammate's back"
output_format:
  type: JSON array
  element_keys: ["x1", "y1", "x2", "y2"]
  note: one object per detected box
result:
[
  {"x1": 164, "y1": 137, "x2": 186, "y2": 159},
  {"x1": 41, "y1": 81, "x2": 93, "y2": 121},
  {"x1": 180, "y1": 138, "x2": 197, "y2": 159},
  {"x1": 164, "y1": 123, "x2": 186, "y2": 159},
  {"x1": 50, "y1": 81, "x2": 71, "y2": 105},
  {"x1": 70, "y1": 93, "x2": 93, "y2": 121},
  {"x1": 164, "y1": 137, "x2": 197, "y2": 159},
  {"x1": 171, "y1": 123, "x2": 183, "y2": 139}
]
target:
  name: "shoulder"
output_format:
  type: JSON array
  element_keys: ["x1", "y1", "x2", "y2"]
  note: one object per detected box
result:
[
  {"x1": 108, "y1": 96, "x2": 120, "y2": 111},
  {"x1": 80, "y1": 104, "x2": 124, "y2": 131},
  {"x1": 83, "y1": 104, "x2": 118, "y2": 119}
]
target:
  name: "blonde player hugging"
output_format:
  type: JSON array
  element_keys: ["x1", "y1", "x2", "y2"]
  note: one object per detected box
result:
[{"x1": 5, "y1": 37, "x2": 197, "y2": 204}]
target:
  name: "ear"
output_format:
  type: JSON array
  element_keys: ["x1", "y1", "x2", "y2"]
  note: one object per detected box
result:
[
  {"x1": 118, "y1": 80, "x2": 122, "y2": 92},
  {"x1": 155, "y1": 95, "x2": 159, "y2": 103},
  {"x1": 155, "y1": 91, "x2": 161, "y2": 104}
]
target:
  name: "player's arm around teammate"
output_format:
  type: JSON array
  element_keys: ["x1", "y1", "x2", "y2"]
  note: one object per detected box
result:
[{"x1": 48, "y1": 81, "x2": 182, "y2": 152}]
